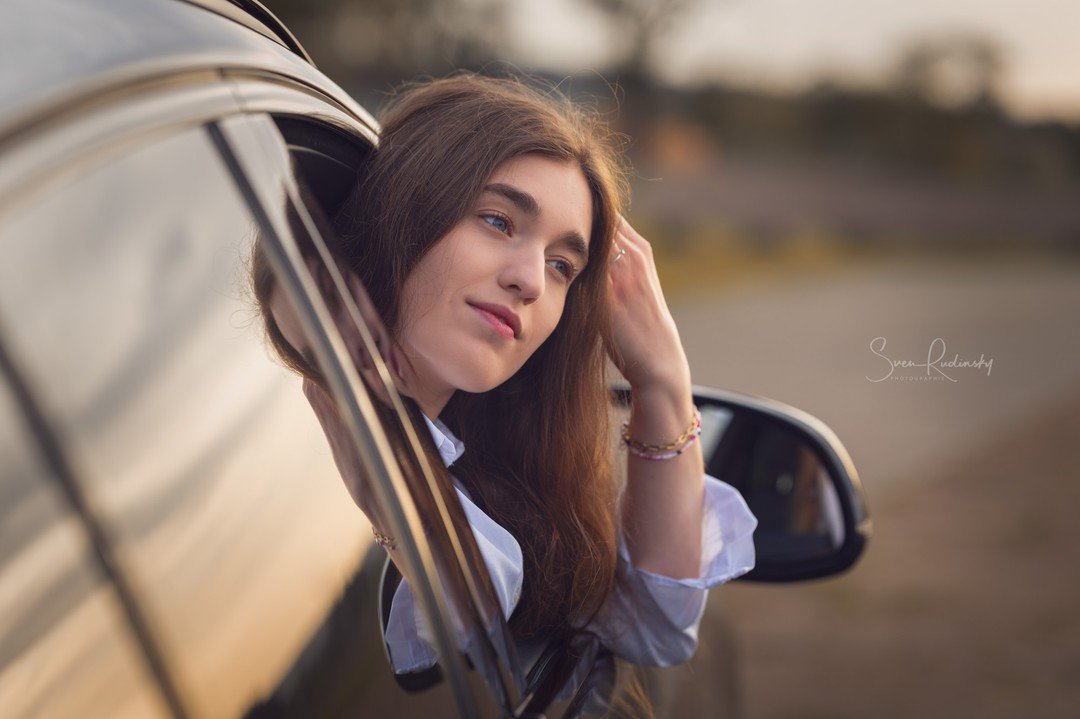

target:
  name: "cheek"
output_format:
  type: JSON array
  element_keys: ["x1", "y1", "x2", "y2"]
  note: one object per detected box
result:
[
  {"x1": 401, "y1": 236, "x2": 468, "y2": 310},
  {"x1": 532, "y1": 296, "x2": 569, "y2": 347},
  {"x1": 396, "y1": 252, "x2": 451, "y2": 334}
]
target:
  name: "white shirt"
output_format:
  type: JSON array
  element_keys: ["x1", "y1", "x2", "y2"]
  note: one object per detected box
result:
[{"x1": 384, "y1": 414, "x2": 759, "y2": 673}]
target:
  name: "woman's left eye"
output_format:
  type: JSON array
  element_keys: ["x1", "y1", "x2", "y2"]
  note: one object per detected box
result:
[
  {"x1": 547, "y1": 258, "x2": 576, "y2": 281},
  {"x1": 481, "y1": 213, "x2": 512, "y2": 234}
]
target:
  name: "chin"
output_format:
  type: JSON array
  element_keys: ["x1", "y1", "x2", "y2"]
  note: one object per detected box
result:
[
  {"x1": 454, "y1": 372, "x2": 512, "y2": 395},
  {"x1": 445, "y1": 360, "x2": 522, "y2": 395}
]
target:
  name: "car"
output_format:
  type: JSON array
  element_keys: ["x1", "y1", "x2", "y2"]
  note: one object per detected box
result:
[{"x1": 0, "y1": 1, "x2": 872, "y2": 717}]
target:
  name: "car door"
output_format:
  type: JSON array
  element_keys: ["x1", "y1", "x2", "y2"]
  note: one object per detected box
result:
[{"x1": 0, "y1": 71, "x2": 510, "y2": 717}]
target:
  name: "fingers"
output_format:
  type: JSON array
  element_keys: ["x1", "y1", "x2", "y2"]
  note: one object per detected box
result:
[
  {"x1": 610, "y1": 241, "x2": 628, "y2": 268},
  {"x1": 610, "y1": 224, "x2": 654, "y2": 287},
  {"x1": 611, "y1": 215, "x2": 652, "y2": 272},
  {"x1": 616, "y1": 214, "x2": 651, "y2": 251},
  {"x1": 609, "y1": 217, "x2": 669, "y2": 315}
]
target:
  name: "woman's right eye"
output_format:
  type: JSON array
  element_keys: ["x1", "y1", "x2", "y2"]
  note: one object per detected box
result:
[{"x1": 481, "y1": 212, "x2": 512, "y2": 235}]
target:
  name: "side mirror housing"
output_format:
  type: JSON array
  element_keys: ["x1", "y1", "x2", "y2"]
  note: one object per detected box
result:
[{"x1": 691, "y1": 386, "x2": 871, "y2": 582}]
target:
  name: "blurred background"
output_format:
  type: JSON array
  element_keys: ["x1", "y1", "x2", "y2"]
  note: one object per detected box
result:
[{"x1": 265, "y1": 1, "x2": 1080, "y2": 716}]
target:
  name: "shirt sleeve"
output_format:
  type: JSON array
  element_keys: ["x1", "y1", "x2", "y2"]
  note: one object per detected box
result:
[
  {"x1": 384, "y1": 484, "x2": 525, "y2": 673},
  {"x1": 587, "y1": 472, "x2": 758, "y2": 667}
]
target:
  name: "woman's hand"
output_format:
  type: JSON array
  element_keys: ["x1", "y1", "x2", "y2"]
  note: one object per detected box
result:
[{"x1": 608, "y1": 215, "x2": 692, "y2": 395}]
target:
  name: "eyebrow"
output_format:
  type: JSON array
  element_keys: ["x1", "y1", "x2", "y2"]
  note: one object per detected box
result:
[{"x1": 482, "y1": 183, "x2": 590, "y2": 263}]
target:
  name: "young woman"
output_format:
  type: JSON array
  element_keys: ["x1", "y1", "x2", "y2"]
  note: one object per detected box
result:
[{"x1": 256, "y1": 73, "x2": 757, "y2": 678}]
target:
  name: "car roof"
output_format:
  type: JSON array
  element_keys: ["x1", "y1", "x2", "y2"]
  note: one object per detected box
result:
[
  {"x1": 0, "y1": 0, "x2": 372, "y2": 144},
  {"x1": 183, "y1": 0, "x2": 313, "y2": 62}
]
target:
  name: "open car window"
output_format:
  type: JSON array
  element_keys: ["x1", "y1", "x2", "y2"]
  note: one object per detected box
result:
[{"x1": 211, "y1": 113, "x2": 526, "y2": 716}]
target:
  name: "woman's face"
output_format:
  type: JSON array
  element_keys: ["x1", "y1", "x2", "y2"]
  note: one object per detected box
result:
[{"x1": 395, "y1": 153, "x2": 594, "y2": 417}]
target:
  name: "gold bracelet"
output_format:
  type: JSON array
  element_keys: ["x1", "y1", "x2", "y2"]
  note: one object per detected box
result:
[
  {"x1": 621, "y1": 406, "x2": 702, "y2": 455},
  {"x1": 372, "y1": 525, "x2": 396, "y2": 550}
]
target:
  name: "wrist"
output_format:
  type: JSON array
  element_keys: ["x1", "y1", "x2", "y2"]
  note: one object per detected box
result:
[
  {"x1": 626, "y1": 377, "x2": 696, "y2": 445},
  {"x1": 629, "y1": 371, "x2": 692, "y2": 408},
  {"x1": 624, "y1": 344, "x2": 691, "y2": 396}
]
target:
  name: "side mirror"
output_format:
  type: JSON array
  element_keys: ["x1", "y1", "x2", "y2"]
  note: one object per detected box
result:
[{"x1": 692, "y1": 386, "x2": 871, "y2": 582}]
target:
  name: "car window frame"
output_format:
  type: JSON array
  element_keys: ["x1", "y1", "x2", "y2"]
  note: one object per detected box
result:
[{"x1": 208, "y1": 111, "x2": 528, "y2": 718}]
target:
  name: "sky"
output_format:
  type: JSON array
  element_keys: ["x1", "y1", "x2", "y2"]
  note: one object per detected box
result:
[{"x1": 505, "y1": 0, "x2": 1080, "y2": 121}]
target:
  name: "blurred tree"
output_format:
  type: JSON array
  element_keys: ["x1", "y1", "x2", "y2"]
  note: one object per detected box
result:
[
  {"x1": 580, "y1": 0, "x2": 698, "y2": 84},
  {"x1": 890, "y1": 34, "x2": 1005, "y2": 112},
  {"x1": 259, "y1": 1, "x2": 1077, "y2": 186},
  {"x1": 578, "y1": 0, "x2": 704, "y2": 150}
]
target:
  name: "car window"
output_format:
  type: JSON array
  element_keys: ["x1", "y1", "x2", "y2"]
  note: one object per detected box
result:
[{"x1": 0, "y1": 125, "x2": 381, "y2": 718}]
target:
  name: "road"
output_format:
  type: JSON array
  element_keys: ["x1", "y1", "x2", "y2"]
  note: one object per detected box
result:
[{"x1": 670, "y1": 255, "x2": 1080, "y2": 499}]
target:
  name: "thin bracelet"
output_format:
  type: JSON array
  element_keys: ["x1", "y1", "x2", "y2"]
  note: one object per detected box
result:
[
  {"x1": 372, "y1": 525, "x2": 396, "y2": 550},
  {"x1": 622, "y1": 406, "x2": 702, "y2": 461}
]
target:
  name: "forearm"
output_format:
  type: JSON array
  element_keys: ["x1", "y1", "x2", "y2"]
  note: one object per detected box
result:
[{"x1": 621, "y1": 378, "x2": 705, "y2": 580}]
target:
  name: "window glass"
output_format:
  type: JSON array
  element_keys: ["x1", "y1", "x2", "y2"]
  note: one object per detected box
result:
[
  {"x1": 0, "y1": 373, "x2": 166, "y2": 718},
  {"x1": 0, "y1": 127, "x2": 372, "y2": 718}
]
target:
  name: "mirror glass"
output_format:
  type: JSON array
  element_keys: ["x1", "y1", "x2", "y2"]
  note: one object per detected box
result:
[{"x1": 699, "y1": 404, "x2": 845, "y2": 563}]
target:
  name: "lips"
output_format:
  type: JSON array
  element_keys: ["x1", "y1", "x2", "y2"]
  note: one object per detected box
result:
[{"x1": 468, "y1": 301, "x2": 521, "y2": 339}]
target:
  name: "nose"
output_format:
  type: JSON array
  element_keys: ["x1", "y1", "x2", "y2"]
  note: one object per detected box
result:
[{"x1": 498, "y1": 245, "x2": 545, "y2": 303}]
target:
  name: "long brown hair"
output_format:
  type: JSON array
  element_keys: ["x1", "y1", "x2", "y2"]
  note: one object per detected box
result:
[{"x1": 260, "y1": 73, "x2": 630, "y2": 641}]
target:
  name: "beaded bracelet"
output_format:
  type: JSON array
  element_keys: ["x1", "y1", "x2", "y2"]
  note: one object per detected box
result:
[{"x1": 621, "y1": 406, "x2": 702, "y2": 461}]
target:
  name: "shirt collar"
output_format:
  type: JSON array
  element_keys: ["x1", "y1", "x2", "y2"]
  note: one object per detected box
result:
[{"x1": 421, "y1": 414, "x2": 465, "y2": 468}]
